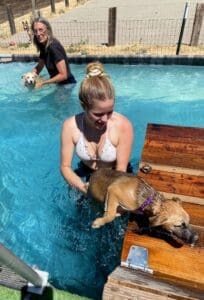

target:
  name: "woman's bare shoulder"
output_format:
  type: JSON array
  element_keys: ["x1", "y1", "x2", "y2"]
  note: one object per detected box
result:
[
  {"x1": 62, "y1": 113, "x2": 84, "y2": 138},
  {"x1": 113, "y1": 112, "x2": 133, "y2": 129},
  {"x1": 62, "y1": 115, "x2": 75, "y2": 130}
]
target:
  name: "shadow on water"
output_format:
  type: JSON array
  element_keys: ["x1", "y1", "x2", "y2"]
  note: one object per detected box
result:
[
  {"x1": 31, "y1": 83, "x2": 80, "y2": 121},
  {"x1": 48, "y1": 182, "x2": 130, "y2": 300}
]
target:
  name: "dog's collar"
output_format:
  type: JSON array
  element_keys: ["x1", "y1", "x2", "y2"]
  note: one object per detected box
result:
[{"x1": 137, "y1": 195, "x2": 154, "y2": 214}]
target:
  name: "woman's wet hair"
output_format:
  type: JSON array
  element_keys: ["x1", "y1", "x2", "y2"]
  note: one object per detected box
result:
[
  {"x1": 79, "y1": 61, "x2": 115, "y2": 109},
  {"x1": 31, "y1": 17, "x2": 54, "y2": 51}
]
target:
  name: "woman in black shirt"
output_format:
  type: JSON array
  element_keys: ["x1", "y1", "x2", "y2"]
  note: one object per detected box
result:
[{"x1": 31, "y1": 17, "x2": 76, "y2": 87}]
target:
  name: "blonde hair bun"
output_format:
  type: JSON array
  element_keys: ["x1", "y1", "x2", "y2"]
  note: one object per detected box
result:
[{"x1": 86, "y1": 62, "x2": 105, "y2": 78}]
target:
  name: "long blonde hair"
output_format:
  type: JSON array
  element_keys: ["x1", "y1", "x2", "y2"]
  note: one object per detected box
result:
[{"x1": 79, "y1": 62, "x2": 115, "y2": 109}]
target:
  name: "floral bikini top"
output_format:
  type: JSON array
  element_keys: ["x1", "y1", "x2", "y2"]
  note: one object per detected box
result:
[
  {"x1": 75, "y1": 116, "x2": 117, "y2": 163},
  {"x1": 76, "y1": 133, "x2": 117, "y2": 162}
]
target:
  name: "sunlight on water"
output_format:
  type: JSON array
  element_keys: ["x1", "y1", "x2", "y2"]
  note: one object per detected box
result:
[{"x1": 0, "y1": 62, "x2": 203, "y2": 299}]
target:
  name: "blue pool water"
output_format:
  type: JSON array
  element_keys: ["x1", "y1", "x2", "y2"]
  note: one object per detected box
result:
[{"x1": 0, "y1": 62, "x2": 204, "y2": 299}]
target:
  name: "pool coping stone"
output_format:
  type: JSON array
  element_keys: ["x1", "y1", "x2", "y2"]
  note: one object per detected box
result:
[{"x1": 1, "y1": 54, "x2": 204, "y2": 65}]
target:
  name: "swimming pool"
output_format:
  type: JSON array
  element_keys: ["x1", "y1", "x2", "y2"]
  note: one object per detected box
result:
[{"x1": 0, "y1": 62, "x2": 204, "y2": 299}]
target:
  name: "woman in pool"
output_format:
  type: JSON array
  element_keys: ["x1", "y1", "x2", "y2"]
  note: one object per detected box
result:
[
  {"x1": 60, "y1": 61, "x2": 134, "y2": 194},
  {"x1": 31, "y1": 17, "x2": 76, "y2": 87}
]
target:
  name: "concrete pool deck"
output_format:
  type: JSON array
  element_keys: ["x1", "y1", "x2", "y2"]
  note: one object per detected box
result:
[{"x1": 1, "y1": 53, "x2": 204, "y2": 66}]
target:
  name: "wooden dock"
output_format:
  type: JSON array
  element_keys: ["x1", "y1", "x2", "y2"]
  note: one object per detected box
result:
[{"x1": 103, "y1": 124, "x2": 204, "y2": 300}]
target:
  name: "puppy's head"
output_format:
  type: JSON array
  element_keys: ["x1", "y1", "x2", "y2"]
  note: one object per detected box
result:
[
  {"x1": 149, "y1": 198, "x2": 198, "y2": 245},
  {"x1": 22, "y1": 72, "x2": 37, "y2": 88},
  {"x1": 22, "y1": 21, "x2": 29, "y2": 30}
]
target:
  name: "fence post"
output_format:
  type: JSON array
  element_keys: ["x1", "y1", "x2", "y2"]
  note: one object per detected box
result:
[
  {"x1": 31, "y1": 0, "x2": 36, "y2": 17},
  {"x1": 31, "y1": 0, "x2": 41, "y2": 19},
  {"x1": 190, "y1": 3, "x2": 204, "y2": 46},
  {"x1": 108, "y1": 7, "x2": 117, "y2": 46},
  {"x1": 50, "y1": 0, "x2": 56, "y2": 14},
  {"x1": 65, "y1": 0, "x2": 69, "y2": 7},
  {"x1": 6, "y1": 4, "x2": 16, "y2": 35},
  {"x1": 176, "y1": 2, "x2": 189, "y2": 55}
]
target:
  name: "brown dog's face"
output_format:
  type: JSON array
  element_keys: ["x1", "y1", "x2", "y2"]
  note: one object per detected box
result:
[{"x1": 149, "y1": 198, "x2": 197, "y2": 244}]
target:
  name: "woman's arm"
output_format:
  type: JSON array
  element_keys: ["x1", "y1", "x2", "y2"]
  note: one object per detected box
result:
[
  {"x1": 32, "y1": 58, "x2": 45, "y2": 75},
  {"x1": 116, "y1": 115, "x2": 134, "y2": 172},
  {"x1": 60, "y1": 118, "x2": 88, "y2": 194},
  {"x1": 40, "y1": 59, "x2": 68, "y2": 86}
]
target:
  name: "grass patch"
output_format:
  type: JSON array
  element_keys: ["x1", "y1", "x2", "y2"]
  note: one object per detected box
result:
[{"x1": 0, "y1": 285, "x2": 91, "y2": 300}]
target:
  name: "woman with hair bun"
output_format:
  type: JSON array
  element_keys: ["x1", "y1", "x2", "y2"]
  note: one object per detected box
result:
[
  {"x1": 31, "y1": 17, "x2": 76, "y2": 88},
  {"x1": 60, "y1": 62, "x2": 134, "y2": 194}
]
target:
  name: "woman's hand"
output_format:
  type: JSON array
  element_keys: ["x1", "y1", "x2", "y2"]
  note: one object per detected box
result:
[
  {"x1": 81, "y1": 182, "x2": 89, "y2": 195},
  {"x1": 35, "y1": 78, "x2": 45, "y2": 89}
]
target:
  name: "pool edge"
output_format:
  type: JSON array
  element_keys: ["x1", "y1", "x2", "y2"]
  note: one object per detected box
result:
[{"x1": 1, "y1": 54, "x2": 204, "y2": 65}]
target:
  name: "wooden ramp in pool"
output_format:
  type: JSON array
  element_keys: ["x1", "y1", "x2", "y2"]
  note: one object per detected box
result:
[{"x1": 103, "y1": 123, "x2": 204, "y2": 300}]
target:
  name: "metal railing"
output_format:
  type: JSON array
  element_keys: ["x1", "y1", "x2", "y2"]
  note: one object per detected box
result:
[
  {"x1": 1, "y1": 17, "x2": 204, "y2": 57},
  {"x1": 0, "y1": 243, "x2": 48, "y2": 293}
]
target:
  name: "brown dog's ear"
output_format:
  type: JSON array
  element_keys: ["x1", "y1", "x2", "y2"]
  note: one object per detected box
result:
[
  {"x1": 171, "y1": 197, "x2": 182, "y2": 204},
  {"x1": 149, "y1": 215, "x2": 168, "y2": 227}
]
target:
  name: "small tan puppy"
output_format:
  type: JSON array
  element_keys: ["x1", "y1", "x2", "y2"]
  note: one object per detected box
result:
[
  {"x1": 88, "y1": 168, "x2": 197, "y2": 244},
  {"x1": 22, "y1": 72, "x2": 38, "y2": 88}
]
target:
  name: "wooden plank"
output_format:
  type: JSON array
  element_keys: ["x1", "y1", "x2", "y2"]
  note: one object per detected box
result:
[
  {"x1": 144, "y1": 124, "x2": 204, "y2": 143},
  {"x1": 139, "y1": 163, "x2": 204, "y2": 176},
  {"x1": 103, "y1": 267, "x2": 204, "y2": 300},
  {"x1": 183, "y1": 202, "x2": 204, "y2": 227},
  {"x1": 142, "y1": 140, "x2": 204, "y2": 156},
  {"x1": 141, "y1": 124, "x2": 204, "y2": 170},
  {"x1": 121, "y1": 231, "x2": 204, "y2": 291},
  {"x1": 137, "y1": 169, "x2": 204, "y2": 200},
  {"x1": 141, "y1": 148, "x2": 204, "y2": 169}
]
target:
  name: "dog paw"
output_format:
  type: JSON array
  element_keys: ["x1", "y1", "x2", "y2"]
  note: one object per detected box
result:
[{"x1": 92, "y1": 218, "x2": 104, "y2": 229}]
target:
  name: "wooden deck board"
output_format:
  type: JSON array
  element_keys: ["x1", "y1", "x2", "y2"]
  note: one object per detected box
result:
[
  {"x1": 103, "y1": 123, "x2": 204, "y2": 299},
  {"x1": 138, "y1": 169, "x2": 204, "y2": 200},
  {"x1": 103, "y1": 267, "x2": 204, "y2": 300},
  {"x1": 121, "y1": 230, "x2": 204, "y2": 290},
  {"x1": 140, "y1": 124, "x2": 204, "y2": 170}
]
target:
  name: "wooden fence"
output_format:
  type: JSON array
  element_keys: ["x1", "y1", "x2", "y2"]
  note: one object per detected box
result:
[
  {"x1": 0, "y1": 0, "x2": 86, "y2": 24},
  {"x1": 1, "y1": 2, "x2": 204, "y2": 56}
]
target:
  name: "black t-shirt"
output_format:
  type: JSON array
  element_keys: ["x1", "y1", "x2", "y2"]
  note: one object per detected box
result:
[{"x1": 39, "y1": 39, "x2": 76, "y2": 84}]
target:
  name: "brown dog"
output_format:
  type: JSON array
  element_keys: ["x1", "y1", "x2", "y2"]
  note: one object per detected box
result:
[{"x1": 88, "y1": 168, "x2": 198, "y2": 244}]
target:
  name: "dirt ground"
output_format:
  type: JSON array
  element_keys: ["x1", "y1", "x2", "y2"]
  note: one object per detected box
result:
[
  {"x1": 0, "y1": 0, "x2": 93, "y2": 55},
  {"x1": 1, "y1": 0, "x2": 204, "y2": 56},
  {"x1": 0, "y1": 0, "x2": 89, "y2": 36}
]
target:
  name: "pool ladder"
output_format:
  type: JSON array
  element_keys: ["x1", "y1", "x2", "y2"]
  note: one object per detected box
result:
[{"x1": 0, "y1": 243, "x2": 48, "y2": 294}]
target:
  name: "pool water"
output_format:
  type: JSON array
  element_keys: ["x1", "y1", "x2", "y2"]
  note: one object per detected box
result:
[{"x1": 0, "y1": 62, "x2": 204, "y2": 299}]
